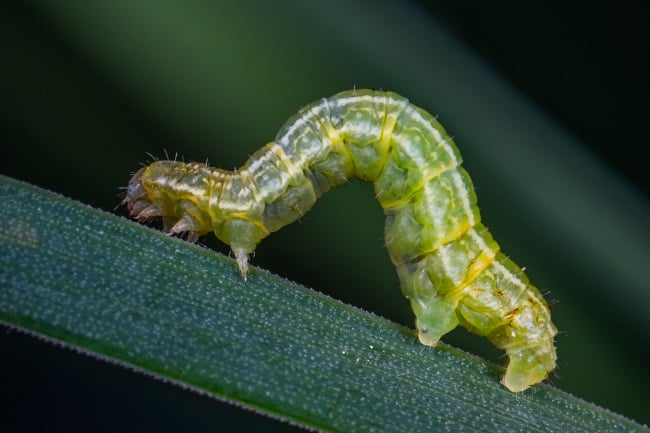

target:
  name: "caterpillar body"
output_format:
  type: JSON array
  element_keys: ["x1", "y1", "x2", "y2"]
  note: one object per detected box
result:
[{"x1": 124, "y1": 89, "x2": 557, "y2": 392}]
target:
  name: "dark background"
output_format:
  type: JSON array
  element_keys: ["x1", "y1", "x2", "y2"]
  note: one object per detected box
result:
[
  {"x1": 2, "y1": 1, "x2": 648, "y2": 431},
  {"x1": 432, "y1": 2, "x2": 648, "y2": 196}
]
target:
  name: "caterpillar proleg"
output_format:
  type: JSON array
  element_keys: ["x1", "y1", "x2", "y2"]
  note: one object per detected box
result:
[{"x1": 123, "y1": 89, "x2": 557, "y2": 392}]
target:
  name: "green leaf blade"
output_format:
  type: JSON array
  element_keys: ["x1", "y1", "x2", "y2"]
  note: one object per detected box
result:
[{"x1": 0, "y1": 175, "x2": 647, "y2": 433}]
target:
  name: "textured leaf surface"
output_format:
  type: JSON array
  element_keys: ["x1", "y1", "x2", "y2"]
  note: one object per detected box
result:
[{"x1": 1, "y1": 175, "x2": 646, "y2": 433}]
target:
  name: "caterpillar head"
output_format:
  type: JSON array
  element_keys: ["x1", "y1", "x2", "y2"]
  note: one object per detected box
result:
[{"x1": 122, "y1": 161, "x2": 213, "y2": 242}]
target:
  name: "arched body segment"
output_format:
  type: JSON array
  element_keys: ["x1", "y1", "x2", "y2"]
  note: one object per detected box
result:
[{"x1": 124, "y1": 89, "x2": 557, "y2": 392}]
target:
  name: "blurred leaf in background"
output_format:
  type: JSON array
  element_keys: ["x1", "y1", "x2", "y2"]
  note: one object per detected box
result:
[{"x1": 1, "y1": 0, "x2": 648, "y2": 431}]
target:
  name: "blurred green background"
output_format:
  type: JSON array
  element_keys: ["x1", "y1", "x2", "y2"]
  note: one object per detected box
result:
[{"x1": 1, "y1": 1, "x2": 648, "y2": 432}]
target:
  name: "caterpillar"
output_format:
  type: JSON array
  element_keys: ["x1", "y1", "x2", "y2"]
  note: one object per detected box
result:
[{"x1": 123, "y1": 89, "x2": 557, "y2": 392}]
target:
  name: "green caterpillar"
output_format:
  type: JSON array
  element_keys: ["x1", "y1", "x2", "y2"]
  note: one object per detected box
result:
[{"x1": 123, "y1": 89, "x2": 557, "y2": 392}]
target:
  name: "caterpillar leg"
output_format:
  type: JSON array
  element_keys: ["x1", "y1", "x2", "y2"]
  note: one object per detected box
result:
[
  {"x1": 488, "y1": 312, "x2": 557, "y2": 392},
  {"x1": 232, "y1": 247, "x2": 251, "y2": 280},
  {"x1": 409, "y1": 297, "x2": 458, "y2": 347},
  {"x1": 501, "y1": 340, "x2": 556, "y2": 392},
  {"x1": 415, "y1": 294, "x2": 556, "y2": 391}
]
